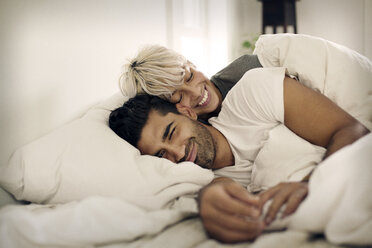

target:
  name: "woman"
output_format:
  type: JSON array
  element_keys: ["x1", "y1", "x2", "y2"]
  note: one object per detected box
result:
[{"x1": 120, "y1": 45, "x2": 262, "y2": 120}]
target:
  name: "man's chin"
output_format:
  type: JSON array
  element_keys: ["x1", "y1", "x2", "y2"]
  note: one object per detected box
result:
[{"x1": 195, "y1": 159, "x2": 214, "y2": 170}]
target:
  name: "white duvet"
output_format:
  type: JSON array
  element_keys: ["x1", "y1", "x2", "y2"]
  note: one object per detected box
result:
[
  {"x1": 1, "y1": 34, "x2": 371, "y2": 247},
  {"x1": 289, "y1": 133, "x2": 372, "y2": 245},
  {"x1": 1, "y1": 133, "x2": 371, "y2": 248}
]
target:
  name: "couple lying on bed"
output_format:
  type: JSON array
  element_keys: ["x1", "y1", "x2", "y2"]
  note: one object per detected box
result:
[{"x1": 109, "y1": 45, "x2": 370, "y2": 243}]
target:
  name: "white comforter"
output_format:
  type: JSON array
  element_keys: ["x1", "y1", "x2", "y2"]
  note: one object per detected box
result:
[
  {"x1": 1, "y1": 133, "x2": 371, "y2": 248},
  {"x1": 1, "y1": 34, "x2": 371, "y2": 247}
]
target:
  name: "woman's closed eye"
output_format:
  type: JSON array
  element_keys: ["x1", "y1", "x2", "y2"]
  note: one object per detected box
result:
[
  {"x1": 176, "y1": 93, "x2": 183, "y2": 104},
  {"x1": 186, "y1": 72, "x2": 194, "y2": 83}
]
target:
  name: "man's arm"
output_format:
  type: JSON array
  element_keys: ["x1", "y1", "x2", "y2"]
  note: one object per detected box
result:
[{"x1": 198, "y1": 177, "x2": 265, "y2": 243}]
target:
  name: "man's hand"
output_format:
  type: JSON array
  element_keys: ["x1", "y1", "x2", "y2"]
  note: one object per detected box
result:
[
  {"x1": 259, "y1": 182, "x2": 308, "y2": 225},
  {"x1": 198, "y1": 177, "x2": 265, "y2": 243}
]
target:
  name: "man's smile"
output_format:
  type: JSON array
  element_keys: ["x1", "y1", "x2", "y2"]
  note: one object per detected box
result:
[{"x1": 186, "y1": 140, "x2": 197, "y2": 163}]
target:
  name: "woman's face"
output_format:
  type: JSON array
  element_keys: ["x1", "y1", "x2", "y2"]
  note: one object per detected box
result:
[{"x1": 169, "y1": 66, "x2": 222, "y2": 116}]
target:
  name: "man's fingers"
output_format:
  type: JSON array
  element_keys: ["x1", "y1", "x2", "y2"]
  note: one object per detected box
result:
[
  {"x1": 225, "y1": 183, "x2": 261, "y2": 207},
  {"x1": 264, "y1": 189, "x2": 289, "y2": 224},
  {"x1": 202, "y1": 181, "x2": 261, "y2": 218},
  {"x1": 283, "y1": 186, "x2": 308, "y2": 217},
  {"x1": 260, "y1": 182, "x2": 309, "y2": 224},
  {"x1": 201, "y1": 197, "x2": 266, "y2": 243},
  {"x1": 213, "y1": 193, "x2": 261, "y2": 218},
  {"x1": 198, "y1": 178, "x2": 270, "y2": 243},
  {"x1": 258, "y1": 186, "x2": 280, "y2": 206}
]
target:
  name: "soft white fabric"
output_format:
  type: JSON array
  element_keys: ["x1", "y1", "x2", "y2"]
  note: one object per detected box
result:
[
  {"x1": 0, "y1": 93, "x2": 214, "y2": 208},
  {"x1": 288, "y1": 133, "x2": 372, "y2": 245},
  {"x1": 0, "y1": 195, "x2": 198, "y2": 248},
  {"x1": 1, "y1": 134, "x2": 370, "y2": 248},
  {"x1": 254, "y1": 33, "x2": 372, "y2": 130},
  {"x1": 210, "y1": 67, "x2": 324, "y2": 191},
  {"x1": 253, "y1": 125, "x2": 325, "y2": 191}
]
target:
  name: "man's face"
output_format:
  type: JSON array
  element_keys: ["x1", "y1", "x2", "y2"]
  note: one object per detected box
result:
[{"x1": 137, "y1": 109, "x2": 216, "y2": 169}]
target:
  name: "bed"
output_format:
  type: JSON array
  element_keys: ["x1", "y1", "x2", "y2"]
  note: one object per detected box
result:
[{"x1": 0, "y1": 34, "x2": 371, "y2": 248}]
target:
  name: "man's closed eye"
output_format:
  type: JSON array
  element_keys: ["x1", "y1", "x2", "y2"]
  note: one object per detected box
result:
[
  {"x1": 155, "y1": 150, "x2": 165, "y2": 158},
  {"x1": 169, "y1": 126, "x2": 176, "y2": 140}
]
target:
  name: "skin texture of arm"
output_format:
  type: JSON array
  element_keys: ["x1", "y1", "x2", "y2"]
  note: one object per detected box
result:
[{"x1": 283, "y1": 76, "x2": 370, "y2": 158}]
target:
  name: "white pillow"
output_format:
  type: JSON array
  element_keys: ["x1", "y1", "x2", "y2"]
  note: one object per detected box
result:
[
  {"x1": 250, "y1": 125, "x2": 326, "y2": 192},
  {"x1": 254, "y1": 33, "x2": 372, "y2": 130},
  {"x1": 0, "y1": 93, "x2": 213, "y2": 209}
]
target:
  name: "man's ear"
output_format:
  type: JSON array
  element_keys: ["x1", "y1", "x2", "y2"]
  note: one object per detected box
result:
[{"x1": 176, "y1": 104, "x2": 197, "y2": 120}]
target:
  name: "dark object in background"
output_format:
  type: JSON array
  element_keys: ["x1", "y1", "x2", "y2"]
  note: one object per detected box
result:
[{"x1": 259, "y1": 0, "x2": 298, "y2": 33}]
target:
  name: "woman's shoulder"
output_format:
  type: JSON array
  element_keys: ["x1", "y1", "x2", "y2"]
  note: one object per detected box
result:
[{"x1": 232, "y1": 67, "x2": 286, "y2": 93}]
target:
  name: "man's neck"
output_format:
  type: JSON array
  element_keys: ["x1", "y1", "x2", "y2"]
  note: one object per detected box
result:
[{"x1": 203, "y1": 124, "x2": 234, "y2": 169}]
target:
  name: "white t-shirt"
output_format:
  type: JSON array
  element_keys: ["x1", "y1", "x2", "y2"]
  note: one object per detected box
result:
[
  {"x1": 210, "y1": 67, "x2": 324, "y2": 191},
  {"x1": 209, "y1": 67, "x2": 286, "y2": 188}
]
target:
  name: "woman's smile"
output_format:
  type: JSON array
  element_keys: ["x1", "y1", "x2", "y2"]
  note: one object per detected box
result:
[{"x1": 197, "y1": 86, "x2": 211, "y2": 107}]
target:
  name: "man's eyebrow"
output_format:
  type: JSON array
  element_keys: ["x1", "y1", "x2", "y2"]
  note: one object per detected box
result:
[{"x1": 162, "y1": 121, "x2": 174, "y2": 142}]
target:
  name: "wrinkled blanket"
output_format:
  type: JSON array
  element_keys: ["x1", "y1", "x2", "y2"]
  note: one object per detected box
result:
[{"x1": 1, "y1": 133, "x2": 371, "y2": 248}]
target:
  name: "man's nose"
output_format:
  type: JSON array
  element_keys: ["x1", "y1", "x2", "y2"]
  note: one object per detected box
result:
[{"x1": 165, "y1": 144, "x2": 185, "y2": 163}]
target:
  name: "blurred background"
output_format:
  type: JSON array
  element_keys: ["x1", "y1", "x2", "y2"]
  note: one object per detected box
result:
[{"x1": 0, "y1": 0, "x2": 371, "y2": 165}]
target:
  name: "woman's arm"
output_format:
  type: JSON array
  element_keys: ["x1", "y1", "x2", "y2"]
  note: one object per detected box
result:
[
  {"x1": 260, "y1": 76, "x2": 370, "y2": 225},
  {"x1": 283, "y1": 76, "x2": 370, "y2": 159}
]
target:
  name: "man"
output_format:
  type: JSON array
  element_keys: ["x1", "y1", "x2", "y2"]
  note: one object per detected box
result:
[{"x1": 109, "y1": 67, "x2": 369, "y2": 243}]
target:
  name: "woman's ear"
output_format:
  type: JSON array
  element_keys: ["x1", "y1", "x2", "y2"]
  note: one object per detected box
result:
[{"x1": 176, "y1": 104, "x2": 197, "y2": 120}]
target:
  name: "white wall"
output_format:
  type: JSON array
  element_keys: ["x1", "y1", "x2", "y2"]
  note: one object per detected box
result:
[
  {"x1": 206, "y1": 0, "x2": 230, "y2": 77},
  {"x1": 228, "y1": 0, "x2": 261, "y2": 59},
  {"x1": 230, "y1": 0, "x2": 372, "y2": 61},
  {"x1": 0, "y1": 0, "x2": 168, "y2": 165},
  {"x1": 297, "y1": 0, "x2": 365, "y2": 56},
  {"x1": 365, "y1": 0, "x2": 372, "y2": 60},
  {"x1": 168, "y1": 0, "x2": 230, "y2": 77}
]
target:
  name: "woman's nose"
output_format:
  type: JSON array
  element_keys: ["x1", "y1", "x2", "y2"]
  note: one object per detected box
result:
[{"x1": 181, "y1": 85, "x2": 200, "y2": 107}]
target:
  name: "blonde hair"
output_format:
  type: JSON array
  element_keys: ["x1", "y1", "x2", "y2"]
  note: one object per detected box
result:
[{"x1": 119, "y1": 45, "x2": 194, "y2": 99}]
